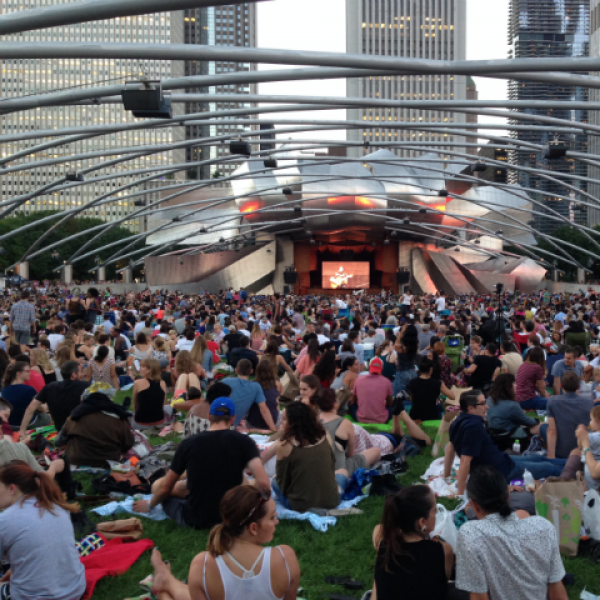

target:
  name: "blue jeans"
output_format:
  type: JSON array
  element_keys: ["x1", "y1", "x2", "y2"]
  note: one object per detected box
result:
[
  {"x1": 507, "y1": 454, "x2": 566, "y2": 482},
  {"x1": 393, "y1": 369, "x2": 416, "y2": 396},
  {"x1": 519, "y1": 396, "x2": 547, "y2": 410},
  {"x1": 348, "y1": 403, "x2": 393, "y2": 423}
]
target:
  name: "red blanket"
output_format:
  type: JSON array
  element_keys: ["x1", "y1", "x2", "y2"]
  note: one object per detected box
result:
[{"x1": 80, "y1": 536, "x2": 154, "y2": 599}]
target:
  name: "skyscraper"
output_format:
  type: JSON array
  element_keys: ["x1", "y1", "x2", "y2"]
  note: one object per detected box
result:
[
  {"x1": 0, "y1": 2, "x2": 185, "y2": 231},
  {"x1": 183, "y1": 3, "x2": 257, "y2": 182},
  {"x1": 508, "y1": 0, "x2": 589, "y2": 235},
  {"x1": 589, "y1": 0, "x2": 600, "y2": 227},
  {"x1": 346, "y1": 0, "x2": 467, "y2": 157}
]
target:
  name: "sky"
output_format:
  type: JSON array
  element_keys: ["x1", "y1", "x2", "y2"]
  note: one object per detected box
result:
[{"x1": 255, "y1": 0, "x2": 510, "y2": 142}]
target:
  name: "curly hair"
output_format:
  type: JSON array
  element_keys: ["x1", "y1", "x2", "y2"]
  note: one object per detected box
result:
[
  {"x1": 175, "y1": 349, "x2": 196, "y2": 375},
  {"x1": 488, "y1": 373, "x2": 516, "y2": 405},
  {"x1": 282, "y1": 401, "x2": 326, "y2": 447}
]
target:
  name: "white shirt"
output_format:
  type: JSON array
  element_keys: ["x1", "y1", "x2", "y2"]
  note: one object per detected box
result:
[
  {"x1": 47, "y1": 333, "x2": 65, "y2": 352},
  {"x1": 401, "y1": 294, "x2": 413, "y2": 306},
  {"x1": 176, "y1": 339, "x2": 195, "y2": 352},
  {"x1": 317, "y1": 334, "x2": 330, "y2": 345},
  {"x1": 335, "y1": 298, "x2": 347, "y2": 309},
  {"x1": 435, "y1": 297, "x2": 446, "y2": 311},
  {"x1": 456, "y1": 513, "x2": 565, "y2": 600},
  {"x1": 239, "y1": 329, "x2": 251, "y2": 338},
  {"x1": 259, "y1": 320, "x2": 271, "y2": 332}
]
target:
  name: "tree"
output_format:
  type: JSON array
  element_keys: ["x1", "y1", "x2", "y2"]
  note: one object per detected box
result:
[{"x1": 0, "y1": 212, "x2": 145, "y2": 281}]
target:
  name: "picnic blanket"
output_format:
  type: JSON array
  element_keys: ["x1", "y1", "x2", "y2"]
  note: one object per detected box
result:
[
  {"x1": 422, "y1": 456, "x2": 461, "y2": 497},
  {"x1": 92, "y1": 494, "x2": 168, "y2": 521},
  {"x1": 275, "y1": 495, "x2": 367, "y2": 532}
]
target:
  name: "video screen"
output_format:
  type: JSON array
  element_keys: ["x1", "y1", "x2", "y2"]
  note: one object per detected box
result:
[{"x1": 322, "y1": 262, "x2": 370, "y2": 290}]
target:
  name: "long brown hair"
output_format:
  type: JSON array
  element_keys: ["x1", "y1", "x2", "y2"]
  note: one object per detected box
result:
[
  {"x1": 526, "y1": 346, "x2": 546, "y2": 374},
  {"x1": 0, "y1": 461, "x2": 79, "y2": 516},
  {"x1": 379, "y1": 485, "x2": 434, "y2": 572},
  {"x1": 255, "y1": 360, "x2": 277, "y2": 391},
  {"x1": 282, "y1": 401, "x2": 325, "y2": 446},
  {"x1": 207, "y1": 485, "x2": 271, "y2": 557}
]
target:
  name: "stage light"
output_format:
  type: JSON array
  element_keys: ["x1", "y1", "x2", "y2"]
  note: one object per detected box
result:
[
  {"x1": 172, "y1": 216, "x2": 182, "y2": 222},
  {"x1": 419, "y1": 208, "x2": 427, "y2": 214},
  {"x1": 438, "y1": 189, "x2": 448, "y2": 197},
  {"x1": 229, "y1": 138, "x2": 251, "y2": 156},
  {"x1": 471, "y1": 161, "x2": 487, "y2": 173},
  {"x1": 263, "y1": 159, "x2": 277, "y2": 169},
  {"x1": 282, "y1": 187, "x2": 293, "y2": 195},
  {"x1": 121, "y1": 83, "x2": 172, "y2": 119},
  {"x1": 133, "y1": 200, "x2": 146, "y2": 207},
  {"x1": 293, "y1": 206, "x2": 301, "y2": 213},
  {"x1": 403, "y1": 219, "x2": 410, "y2": 225}
]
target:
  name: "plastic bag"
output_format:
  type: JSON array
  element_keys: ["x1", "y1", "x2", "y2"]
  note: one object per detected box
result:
[
  {"x1": 430, "y1": 504, "x2": 457, "y2": 551},
  {"x1": 584, "y1": 489, "x2": 600, "y2": 540}
]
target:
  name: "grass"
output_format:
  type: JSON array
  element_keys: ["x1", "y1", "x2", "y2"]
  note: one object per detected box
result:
[{"x1": 75, "y1": 392, "x2": 600, "y2": 600}]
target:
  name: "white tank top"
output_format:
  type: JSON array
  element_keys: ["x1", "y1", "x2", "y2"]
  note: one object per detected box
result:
[{"x1": 205, "y1": 547, "x2": 290, "y2": 600}]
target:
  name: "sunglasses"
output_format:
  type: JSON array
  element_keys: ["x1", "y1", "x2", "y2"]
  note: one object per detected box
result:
[{"x1": 240, "y1": 489, "x2": 271, "y2": 526}]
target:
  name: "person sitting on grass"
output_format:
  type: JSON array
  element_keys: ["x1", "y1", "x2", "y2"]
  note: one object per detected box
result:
[
  {"x1": 0, "y1": 461, "x2": 86, "y2": 600},
  {"x1": 455, "y1": 465, "x2": 568, "y2": 600},
  {"x1": 147, "y1": 485, "x2": 300, "y2": 600},
  {"x1": 272, "y1": 401, "x2": 342, "y2": 511},
  {"x1": 59, "y1": 382, "x2": 134, "y2": 468},
  {"x1": 348, "y1": 357, "x2": 394, "y2": 424},
  {"x1": 133, "y1": 397, "x2": 270, "y2": 529},
  {"x1": 246, "y1": 360, "x2": 282, "y2": 431},
  {"x1": 408, "y1": 357, "x2": 455, "y2": 422},
  {"x1": 444, "y1": 390, "x2": 566, "y2": 496},
  {"x1": 222, "y1": 359, "x2": 277, "y2": 432},
  {"x1": 172, "y1": 349, "x2": 206, "y2": 400},
  {"x1": 372, "y1": 485, "x2": 468, "y2": 600},
  {"x1": 18, "y1": 360, "x2": 90, "y2": 440},
  {"x1": 486, "y1": 373, "x2": 542, "y2": 439},
  {"x1": 183, "y1": 383, "x2": 232, "y2": 438},
  {"x1": 130, "y1": 358, "x2": 172, "y2": 431}
]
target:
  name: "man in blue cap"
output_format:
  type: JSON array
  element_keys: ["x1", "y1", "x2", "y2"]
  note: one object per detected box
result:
[{"x1": 134, "y1": 396, "x2": 270, "y2": 529}]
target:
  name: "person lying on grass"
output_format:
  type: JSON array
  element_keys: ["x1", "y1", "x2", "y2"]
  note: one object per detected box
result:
[
  {"x1": 133, "y1": 397, "x2": 270, "y2": 530},
  {"x1": 149, "y1": 484, "x2": 300, "y2": 600}
]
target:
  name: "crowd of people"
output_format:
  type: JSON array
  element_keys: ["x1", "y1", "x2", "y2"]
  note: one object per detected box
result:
[{"x1": 0, "y1": 283, "x2": 598, "y2": 598}]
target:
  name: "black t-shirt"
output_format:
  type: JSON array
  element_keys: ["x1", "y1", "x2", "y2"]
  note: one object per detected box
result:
[
  {"x1": 36, "y1": 379, "x2": 91, "y2": 431},
  {"x1": 470, "y1": 355, "x2": 502, "y2": 389},
  {"x1": 223, "y1": 332, "x2": 243, "y2": 351},
  {"x1": 408, "y1": 377, "x2": 442, "y2": 421},
  {"x1": 169, "y1": 429, "x2": 260, "y2": 529}
]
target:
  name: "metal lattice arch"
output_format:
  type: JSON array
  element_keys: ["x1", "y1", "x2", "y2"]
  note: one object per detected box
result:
[{"x1": 0, "y1": 0, "x2": 598, "y2": 292}]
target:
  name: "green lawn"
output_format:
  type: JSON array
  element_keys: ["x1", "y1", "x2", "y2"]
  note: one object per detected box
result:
[{"x1": 78, "y1": 393, "x2": 600, "y2": 600}]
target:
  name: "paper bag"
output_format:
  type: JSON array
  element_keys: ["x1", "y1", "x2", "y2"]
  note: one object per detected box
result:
[
  {"x1": 534, "y1": 475, "x2": 586, "y2": 557},
  {"x1": 280, "y1": 372, "x2": 299, "y2": 404},
  {"x1": 97, "y1": 518, "x2": 143, "y2": 541},
  {"x1": 431, "y1": 406, "x2": 460, "y2": 457},
  {"x1": 444, "y1": 386, "x2": 472, "y2": 407}
]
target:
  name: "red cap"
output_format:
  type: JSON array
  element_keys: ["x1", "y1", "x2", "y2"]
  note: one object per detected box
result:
[{"x1": 369, "y1": 357, "x2": 383, "y2": 374}]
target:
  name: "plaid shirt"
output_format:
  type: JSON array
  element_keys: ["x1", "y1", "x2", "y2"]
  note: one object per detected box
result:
[{"x1": 10, "y1": 300, "x2": 35, "y2": 331}]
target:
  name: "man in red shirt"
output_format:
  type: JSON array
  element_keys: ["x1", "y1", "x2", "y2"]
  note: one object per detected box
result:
[{"x1": 349, "y1": 357, "x2": 394, "y2": 424}]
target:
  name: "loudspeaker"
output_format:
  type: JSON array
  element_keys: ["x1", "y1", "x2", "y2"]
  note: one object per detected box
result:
[
  {"x1": 283, "y1": 271, "x2": 298, "y2": 284},
  {"x1": 283, "y1": 285, "x2": 290, "y2": 294},
  {"x1": 396, "y1": 270, "x2": 410, "y2": 284},
  {"x1": 121, "y1": 88, "x2": 173, "y2": 118}
]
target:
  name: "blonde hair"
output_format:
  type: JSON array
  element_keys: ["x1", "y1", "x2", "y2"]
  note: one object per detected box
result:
[
  {"x1": 54, "y1": 346, "x2": 71, "y2": 368},
  {"x1": 141, "y1": 358, "x2": 162, "y2": 381},
  {"x1": 31, "y1": 348, "x2": 53, "y2": 371},
  {"x1": 175, "y1": 350, "x2": 196, "y2": 375},
  {"x1": 153, "y1": 336, "x2": 166, "y2": 351},
  {"x1": 83, "y1": 334, "x2": 94, "y2": 343},
  {"x1": 190, "y1": 335, "x2": 207, "y2": 364}
]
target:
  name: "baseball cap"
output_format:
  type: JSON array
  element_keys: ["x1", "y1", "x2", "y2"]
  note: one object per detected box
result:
[
  {"x1": 369, "y1": 357, "x2": 383, "y2": 374},
  {"x1": 209, "y1": 397, "x2": 236, "y2": 417}
]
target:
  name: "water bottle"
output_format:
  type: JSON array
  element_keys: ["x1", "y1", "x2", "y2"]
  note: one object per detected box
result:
[
  {"x1": 512, "y1": 439, "x2": 521, "y2": 454},
  {"x1": 133, "y1": 494, "x2": 143, "y2": 502},
  {"x1": 523, "y1": 469, "x2": 535, "y2": 492}
]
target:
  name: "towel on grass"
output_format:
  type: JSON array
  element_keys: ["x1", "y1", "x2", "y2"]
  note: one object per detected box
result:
[
  {"x1": 275, "y1": 495, "x2": 367, "y2": 532},
  {"x1": 92, "y1": 494, "x2": 167, "y2": 521},
  {"x1": 81, "y1": 537, "x2": 154, "y2": 599}
]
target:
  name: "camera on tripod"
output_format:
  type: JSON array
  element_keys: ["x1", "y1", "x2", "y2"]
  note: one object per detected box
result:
[{"x1": 494, "y1": 283, "x2": 504, "y2": 294}]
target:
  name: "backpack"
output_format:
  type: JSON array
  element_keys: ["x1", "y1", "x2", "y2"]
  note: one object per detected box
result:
[{"x1": 91, "y1": 472, "x2": 151, "y2": 496}]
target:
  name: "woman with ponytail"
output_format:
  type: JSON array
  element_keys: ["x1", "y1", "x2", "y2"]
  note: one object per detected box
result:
[
  {"x1": 0, "y1": 460, "x2": 85, "y2": 600},
  {"x1": 372, "y1": 485, "x2": 462, "y2": 600},
  {"x1": 455, "y1": 465, "x2": 568, "y2": 600},
  {"x1": 148, "y1": 485, "x2": 300, "y2": 600}
]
